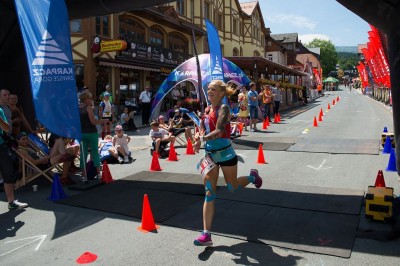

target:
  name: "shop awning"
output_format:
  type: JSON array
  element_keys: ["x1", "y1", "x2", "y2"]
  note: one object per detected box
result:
[{"x1": 98, "y1": 60, "x2": 160, "y2": 72}]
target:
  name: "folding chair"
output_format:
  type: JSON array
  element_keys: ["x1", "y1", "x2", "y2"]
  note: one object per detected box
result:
[
  {"x1": 28, "y1": 133, "x2": 80, "y2": 171},
  {"x1": 28, "y1": 133, "x2": 50, "y2": 155},
  {"x1": 35, "y1": 120, "x2": 50, "y2": 143},
  {"x1": 27, "y1": 133, "x2": 63, "y2": 172},
  {"x1": 174, "y1": 133, "x2": 187, "y2": 147},
  {"x1": 12, "y1": 147, "x2": 55, "y2": 189}
]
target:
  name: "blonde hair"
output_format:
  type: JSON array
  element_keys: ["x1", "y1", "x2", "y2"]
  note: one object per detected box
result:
[
  {"x1": 263, "y1": 84, "x2": 270, "y2": 90},
  {"x1": 209, "y1": 80, "x2": 236, "y2": 97},
  {"x1": 79, "y1": 90, "x2": 92, "y2": 102}
]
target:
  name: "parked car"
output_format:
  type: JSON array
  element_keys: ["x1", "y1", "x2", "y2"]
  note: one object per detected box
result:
[{"x1": 125, "y1": 98, "x2": 141, "y2": 114}]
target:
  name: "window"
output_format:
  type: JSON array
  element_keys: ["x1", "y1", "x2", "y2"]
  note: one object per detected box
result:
[
  {"x1": 119, "y1": 17, "x2": 145, "y2": 43},
  {"x1": 96, "y1": 66, "x2": 111, "y2": 102},
  {"x1": 95, "y1": 16, "x2": 110, "y2": 37},
  {"x1": 150, "y1": 27, "x2": 164, "y2": 47},
  {"x1": 176, "y1": 0, "x2": 185, "y2": 15},
  {"x1": 267, "y1": 41, "x2": 272, "y2": 47},
  {"x1": 254, "y1": 50, "x2": 260, "y2": 57},
  {"x1": 268, "y1": 54, "x2": 273, "y2": 61},
  {"x1": 233, "y1": 48, "x2": 239, "y2": 56},
  {"x1": 119, "y1": 69, "x2": 140, "y2": 104},
  {"x1": 70, "y1": 19, "x2": 82, "y2": 33},
  {"x1": 239, "y1": 21, "x2": 243, "y2": 36},
  {"x1": 252, "y1": 12, "x2": 261, "y2": 42},
  {"x1": 232, "y1": 19, "x2": 238, "y2": 35},
  {"x1": 191, "y1": 0, "x2": 194, "y2": 21},
  {"x1": 203, "y1": 38, "x2": 209, "y2": 53},
  {"x1": 216, "y1": 12, "x2": 223, "y2": 30},
  {"x1": 74, "y1": 64, "x2": 84, "y2": 88},
  {"x1": 204, "y1": 2, "x2": 211, "y2": 20},
  {"x1": 285, "y1": 43, "x2": 293, "y2": 50},
  {"x1": 169, "y1": 32, "x2": 188, "y2": 53}
]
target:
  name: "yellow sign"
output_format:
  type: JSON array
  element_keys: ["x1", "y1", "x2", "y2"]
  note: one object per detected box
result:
[{"x1": 100, "y1": 40, "x2": 127, "y2": 52}]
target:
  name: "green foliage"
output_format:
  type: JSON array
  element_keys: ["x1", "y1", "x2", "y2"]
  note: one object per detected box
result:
[
  {"x1": 305, "y1": 39, "x2": 338, "y2": 78},
  {"x1": 337, "y1": 52, "x2": 359, "y2": 71}
]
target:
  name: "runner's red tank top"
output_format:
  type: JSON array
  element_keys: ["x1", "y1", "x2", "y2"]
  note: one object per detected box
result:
[{"x1": 205, "y1": 105, "x2": 230, "y2": 139}]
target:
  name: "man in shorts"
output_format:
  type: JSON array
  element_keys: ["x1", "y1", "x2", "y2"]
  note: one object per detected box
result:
[{"x1": 0, "y1": 105, "x2": 28, "y2": 210}]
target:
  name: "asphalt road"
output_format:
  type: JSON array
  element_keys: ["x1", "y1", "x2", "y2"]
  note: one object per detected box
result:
[{"x1": 1, "y1": 86, "x2": 399, "y2": 265}]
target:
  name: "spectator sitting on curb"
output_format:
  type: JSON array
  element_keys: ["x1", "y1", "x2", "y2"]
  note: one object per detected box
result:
[
  {"x1": 120, "y1": 107, "x2": 139, "y2": 132},
  {"x1": 149, "y1": 121, "x2": 175, "y2": 157},
  {"x1": 98, "y1": 135, "x2": 124, "y2": 164},
  {"x1": 113, "y1": 125, "x2": 131, "y2": 163}
]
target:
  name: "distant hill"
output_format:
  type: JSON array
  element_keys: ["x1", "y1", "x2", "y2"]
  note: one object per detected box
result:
[{"x1": 335, "y1": 46, "x2": 358, "y2": 53}]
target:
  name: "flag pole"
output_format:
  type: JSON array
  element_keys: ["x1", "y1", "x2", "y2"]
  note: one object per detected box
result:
[{"x1": 191, "y1": 29, "x2": 204, "y2": 113}]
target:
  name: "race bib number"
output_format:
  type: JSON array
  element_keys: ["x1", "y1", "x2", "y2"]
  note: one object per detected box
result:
[{"x1": 196, "y1": 154, "x2": 216, "y2": 178}]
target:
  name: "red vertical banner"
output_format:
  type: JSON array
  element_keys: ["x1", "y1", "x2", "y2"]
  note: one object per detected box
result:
[
  {"x1": 358, "y1": 61, "x2": 369, "y2": 88},
  {"x1": 313, "y1": 68, "x2": 321, "y2": 85},
  {"x1": 361, "y1": 48, "x2": 374, "y2": 83},
  {"x1": 369, "y1": 25, "x2": 391, "y2": 87}
]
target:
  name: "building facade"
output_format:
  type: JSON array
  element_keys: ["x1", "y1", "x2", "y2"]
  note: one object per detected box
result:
[{"x1": 70, "y1": 0, "x2": 308, "y2": 113}]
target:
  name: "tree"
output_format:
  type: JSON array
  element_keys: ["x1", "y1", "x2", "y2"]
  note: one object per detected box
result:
[
  {"x1": 305, "y1": 39, "x2": 338, "y2": 78},
  {"x1": 337, "y1": 52, "x2": 359, "y2": 71}
]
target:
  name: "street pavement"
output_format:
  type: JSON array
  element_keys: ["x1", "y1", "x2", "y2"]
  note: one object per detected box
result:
[{"x1": 1, "y1": 85, "x2": 399, "y2": 265}]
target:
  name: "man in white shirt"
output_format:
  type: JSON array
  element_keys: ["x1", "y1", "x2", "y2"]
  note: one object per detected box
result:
[{"x1": 139, "y1": 87, "x2": 152, "y2": 125}]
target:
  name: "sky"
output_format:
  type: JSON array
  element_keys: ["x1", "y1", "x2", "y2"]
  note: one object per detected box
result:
[{"x1": 257, "y1": 0, "x2": 371, "y2": 46}]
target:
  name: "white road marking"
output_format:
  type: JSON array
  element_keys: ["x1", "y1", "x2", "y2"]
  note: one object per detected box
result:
[
  {"x1": 307, "y1": 159, "x2": 332, "y2": 171},
  {"x1": 1, "y1": 235, "x2": 47, "y2": 257}
]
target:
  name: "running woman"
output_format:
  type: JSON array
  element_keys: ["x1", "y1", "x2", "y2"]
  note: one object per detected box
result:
[{"x1": 193, "y1": 80, "x2": 263, "y2": 246}]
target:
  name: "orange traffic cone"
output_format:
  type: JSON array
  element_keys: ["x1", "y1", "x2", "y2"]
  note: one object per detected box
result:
[
  {"x1": 337, "y1": 96, "x2": 339, "y2": 102},
  {"x1": 137, "y1": 194, "x2": 160, "y2": 233},
  {"x1": 76, "y1": 252, "x2": 98, "y2": 264},
  {"x1": 273, "y1": 114, "x2": 278, "y2": 123},
  {"x1": 313, "y1": 116, "x2": 318, "y2": 127},
  {"x1": 332, "y1": 99, "x2": 336, "y2": 105},
  {"x1": 238, "y1": 122, "x2": 244, "y2": 135},
  {"x1": 318, "y1": 112, "x2": 323, "y2": 122},
  {"x1": 167, "y1": 142, "x2": 178, "y2": 161},
  {"x1": 257, "y1": 143, "x2": 266, "y2": 164},
  {"x1": 266, "y1": 117, "x2": 270, "y2": 127},
  {"x1": 262, "y1": 118, "x2": 268, "y2": 129},
  {"x1": 101, "y1": 161, "x2": 114, "y2": 183},
  {"x1": 374, "y1": 170, "x2": 386, "y2": 187},
  {"x1": 150, "y1": 151, "x2": 162, "y2": 171},
  {"x1": 277, "y1": 113, "x2": 281, "y2": 122},
  {"x1": 328, "y1": 103, "x2": 331, "y2": 110},
  {"x1": 320, "y1": 108, "x2": 324, "y2": 117},
  {"x1": 186, "y1": 139, "x2": 195, "y2": 155}
]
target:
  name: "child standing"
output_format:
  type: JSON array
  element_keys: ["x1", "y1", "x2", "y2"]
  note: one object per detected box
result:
[{"x1": 113, "y1": 125, "x2": 131, "y2": 163}]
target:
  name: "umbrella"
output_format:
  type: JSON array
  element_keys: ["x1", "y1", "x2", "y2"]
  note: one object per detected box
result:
[{"x1": 323, "y1": 77, "x2": 339, "y2": 83}]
